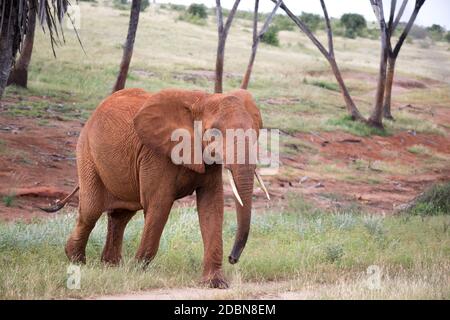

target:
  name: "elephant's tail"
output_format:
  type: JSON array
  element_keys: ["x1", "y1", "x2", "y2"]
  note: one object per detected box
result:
[{"x1": 38, "y1": 186, "x2": 80, "y2": 213}]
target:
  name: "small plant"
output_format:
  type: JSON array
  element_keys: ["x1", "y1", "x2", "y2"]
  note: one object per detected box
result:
[
  {"x1": 363, "y1": 215, "x2": 385, "y2": 236},
  {"x1": 324, "y1": 244, "x2": 344, "y2": 263},
  {"x1": 407, "y1": 144, "x2": 431, "y2": 155},
  {"x1": 332, "y1": 213, "x2": 357, "y2": 231},
  {"x1": 0, "y1": 139, "x2": 6, "y2": 154},
  {"x1": 310, "y1": 80, "x2": 340, "y2": 92},
  {"x1": 261, "y1": 25, "x2": 279, "y2": 46},
  {"x1": 327, "y1": 115, "x2": 389, "y2": 137},
  {"x1": 2, "y1": 194, "x2": 15, "y2": 207}
]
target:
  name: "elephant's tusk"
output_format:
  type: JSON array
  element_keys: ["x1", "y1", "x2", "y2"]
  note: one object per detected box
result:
[
  {"x1": 255, "y1": 170, "x2": 270, "y2": 200},
  {"x1": 226, "y1": 169, "x2": 244, "y2": 207}
]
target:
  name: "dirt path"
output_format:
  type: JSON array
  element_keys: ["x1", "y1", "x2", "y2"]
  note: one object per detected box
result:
[{"x1": 93, "y1": 280, "x2": 315, "y2": 300}]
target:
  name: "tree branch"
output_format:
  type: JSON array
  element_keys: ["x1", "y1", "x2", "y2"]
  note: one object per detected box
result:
[
  {"x1": 388, "y1": 0, "x2": 397, "y2": 31},
  {"x1": 393, "y1": 0, "x2": 425, "y2": 57},
  {"x1": 393, "y1": 0, "x2": 408, "y2": 31},
  {"x1": 252, "y1": 0, "x2": 259, "y2": 43},
  {"x1": 215, "y1": 0, "x2": 224, "y2": 35},
  {"x1": 271, "y1": 0, "x2": 330, "y2": 59},
  {"x1": 223, "y1": 0, "x2": 241, "y2": 36},
  {"x1": 258, "y1": 0, "x2": 282, "y2": 39},
  {"x1": 320, "y1": 0, "x2": 334, "y2": 58}
]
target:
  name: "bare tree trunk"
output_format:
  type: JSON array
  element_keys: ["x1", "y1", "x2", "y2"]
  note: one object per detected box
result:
[
  {"x1": 382, "y1": 0, "x2": 425, "y2": 121},
  {"x1": 274, "y1": 0, "x2": 365, "y2": 122},
  {"x1": 214, "y1": 0, "x2": 241, "y2": 93},
  {"x1": 112, "y1": 0, "x2": 141, "y2": 93},
  {"x1": 368, "y1": 0, "x2": 388, "y2": 129},
  {"x1": 215, "y1": 37, "x2": 226, "y2": 93},
  {"x1": 241, "y1": 43, "x2": 257, "y2": 90},
  {"x1": 241, "y1": 0, "x2": 281, "y2": 90},
  {"x1": 383, "y1": 56, "x2": 396, "y2": 119},
  {"x1": 7, "y1": 1, "x2": 36, "y2": 88},
  {"x1": 328, "y1": 58, "x2": 363, "y2": 120}
]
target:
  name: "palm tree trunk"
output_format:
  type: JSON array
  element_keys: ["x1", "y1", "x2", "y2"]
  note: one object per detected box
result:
[
  {"x1": 112, "y1": 0, "x2": 141, "y2": 93},
  {"x1": 383, "y1": 56, "x2": 396, "y2": 120},
  {"x1": 0, "y1": 3, "x2": 15, "y2": 100},
  {"x1": 7, "y1": 1, "x2": 36, "y2": 88}
]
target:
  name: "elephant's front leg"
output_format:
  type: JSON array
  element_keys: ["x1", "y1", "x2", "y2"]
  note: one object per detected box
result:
[{"x1": 196, "y1": 181, "x2": 228, "y2": 289}]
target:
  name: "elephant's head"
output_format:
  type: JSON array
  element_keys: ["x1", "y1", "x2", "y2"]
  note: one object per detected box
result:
[{"x1": 133, "y1": 88, "x2": 269, "y2": 264}]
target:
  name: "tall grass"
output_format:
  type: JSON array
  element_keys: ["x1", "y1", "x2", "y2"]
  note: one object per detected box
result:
[{"x1": 0, "y1": 198, "x2": 449, "y2": 299}]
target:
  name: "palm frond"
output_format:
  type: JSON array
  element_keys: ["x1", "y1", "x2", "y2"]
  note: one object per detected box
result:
[{"x1": 0, "y1": 0, "x2": 72, "y2": 59}]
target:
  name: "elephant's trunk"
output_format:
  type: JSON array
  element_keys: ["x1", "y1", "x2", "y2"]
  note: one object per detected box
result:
[{"x1": 227, "y1": 164, "x2": 255, "y2": 264}]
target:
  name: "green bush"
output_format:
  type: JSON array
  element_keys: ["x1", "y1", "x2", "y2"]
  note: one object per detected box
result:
[
  {"x1": 341, "y1": 13, "x2": 366, "y2": 38},
  {"x1": 169, "y1": 3, "x2": 186, "y2": 11},
  {"x1": 261, "y1": 25, "x2": 279, "y2": 46},
  {"x1": 187, "y1": 3, "x2": 208, "y2": 19},
  {"x1": 408, "y1": 182, "x2": 450, "y2": 216},
  {"x1": 409, "y1": 24, "x2": 428, "y2": 39},
  {"x1": 427, "y1": 24, "x2": 445, "y2": 41},
  {"x1": 446, "y1": 32, "x2": 450, "y2": 43},
  {"x1": 112, "y1": 0, "x2": 149, "y2": 12},
  {"x1": 141, "y1": 0, "x2": 150, "y2": 12},
  {"x1": 272, "y1": 14, "x2": 295, "y2": 31},
  {"x1": 300, "y1": 12, "x2": 323, "y2": 32}
]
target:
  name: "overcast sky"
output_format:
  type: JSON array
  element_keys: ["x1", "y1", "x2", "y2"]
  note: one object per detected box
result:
[{"x1": 157, "y1": 0, "x2": 450, "y2": 29}]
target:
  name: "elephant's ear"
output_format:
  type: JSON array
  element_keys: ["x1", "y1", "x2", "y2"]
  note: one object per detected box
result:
[
  {"x1": 228, "y1": 89, "x2": 263, "y2": 132},
  {"x1": 133, "y1": 89, "x2": 206, "y2": 174}
]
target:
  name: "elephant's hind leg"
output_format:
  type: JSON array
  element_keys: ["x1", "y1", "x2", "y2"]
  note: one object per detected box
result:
[
  {"x1": 101, "y1": 209, "x2": 136, "y2": 265},
  {"x1": 66, "y1": 163, "x2": 105, "y2": 264}
]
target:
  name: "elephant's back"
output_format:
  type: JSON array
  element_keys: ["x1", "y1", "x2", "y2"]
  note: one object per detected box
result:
[{"x1": 78, "y1": 88, "x2": 153, "y2": 201}]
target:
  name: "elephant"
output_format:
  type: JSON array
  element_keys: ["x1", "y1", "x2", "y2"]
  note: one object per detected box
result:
[{"x1": 41, "y1": 87, "x2": 270, "y2": 288}]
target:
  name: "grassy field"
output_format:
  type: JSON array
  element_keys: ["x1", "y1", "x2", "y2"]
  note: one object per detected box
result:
[
  {"x1": 0, "y1": 196, "x2": 449, "y2": 299},
  {"x1": 1, "y1": 2, "x2": 450, "y2": 299},
  {"x1": 4, "y1": 2, "x2": 450, "y2": 135}
]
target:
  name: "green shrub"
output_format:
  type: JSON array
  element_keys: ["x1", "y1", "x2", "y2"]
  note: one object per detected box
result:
[
  {"x1": 187, "y1": 3, "x2": 208, "y2": 19},
  {"x1": 169, "y1": 3, "x2": 186, "y2": 11},
  {"x1": 427, "y1": 24, "x2": 445, "y2": 41},
  {"x1": 446, "y1": 32, "x2": 450, "y2": 43},
  {"x1": 112, "y1": 0, "x2": 148, "y2": 12},
  {"x1": 409, "y1": 24, "x2": 428, "y2": 39},
  {"x1": 141, "y1": 0, "x2": 150, "y2": 12},
  {"x1": 341, "y1": 13, "x2": 366, "y2": 38},
  {"x1": 309, "y1": 80, "x2": 339, "y2": 92},
  {"x1": 272, "y1": 14, "x2": 295, "y2": 31},
  {"x1": 408, "y1": 183, "x2": 450, "y2": 216},
  {"x1": 261, "y1": 25, "x2": 279, "y2": 46},
  {"x1": 300, "y1": 12, "x2": 323, "y2": 32},
  {"x1": 324, "y1": 244, "x2": 344, "y2": 263}
]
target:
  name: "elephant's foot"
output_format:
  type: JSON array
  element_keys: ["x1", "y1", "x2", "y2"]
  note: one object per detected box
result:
[
  {"x1": 135, "y1": 252, "x2": 156, "y2": 269},
  {"x1": 65, "y1": 239, "x2": 86, "y2": 264},
  {"x1": 101, "y1": 251, "x2": 122, "y2": 266},
  {"x1": 201, "y1": 271, "x2": 229, "y2": 289}
]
